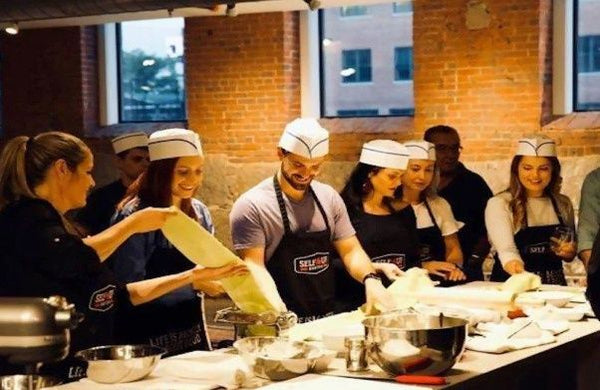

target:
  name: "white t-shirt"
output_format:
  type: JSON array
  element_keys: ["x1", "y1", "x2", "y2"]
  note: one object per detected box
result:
[
  {"x1": 411, "y1": 196, "x2": 465, "y2": 236},
  {"x1": 485, "y1": 192, "x2": 575, "y2": 266}
]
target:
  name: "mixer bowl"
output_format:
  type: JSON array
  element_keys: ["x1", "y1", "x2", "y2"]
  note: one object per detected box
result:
[
  {"x1": 362, "y1": 312, "x2": 468, "y2": 376},
  {"x1": 75, "y1": 345, "x2": 165, "y2": 383},
  {"x1": 233, "y1": 336, "x2": 334, "y2": 381}
]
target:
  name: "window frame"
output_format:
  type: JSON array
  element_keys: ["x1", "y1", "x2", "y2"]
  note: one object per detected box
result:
[
  {"x1": 394, "y1": 46, "x2": 413, "y2": 82},
  {"x1": 340, "y1": 49, "x2": 373, "y2": 84}
]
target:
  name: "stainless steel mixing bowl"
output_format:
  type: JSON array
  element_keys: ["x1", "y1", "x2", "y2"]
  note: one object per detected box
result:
[
  {"x1": 0, "y1": 374, "x2": 61, "y2": 390},
  {"x1": 362, "y1": 312, "x2": 468, "y2": 376},
  {"x1": 233, "y1": 336, "x2": 334, "y2": 381},
  {"x1": 75, "y1": 345, "x2": 165, "y2": 384}
]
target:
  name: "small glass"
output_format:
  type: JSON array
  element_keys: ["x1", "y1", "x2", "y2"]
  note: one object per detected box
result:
[
  {"x1": 550, "y1": 227, "x2": 575, "y2": 253},
  {"x1": 344, "y1": 336, "x2": 368, "y2": 372}
]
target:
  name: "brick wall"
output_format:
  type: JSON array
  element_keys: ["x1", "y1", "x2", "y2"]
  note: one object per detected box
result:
[
  {"x1": 185, "y1": 12, "x2": 300, "y2": 164},
  {"x1": 0, "y1": 27, "x2": 88, "y2": 138},
  {"x1": 81, "y1": 26, "x2": 99, "y2": 135},
  {"x1": 413, "y1": 0, "x2": 545, "y2": 161}
]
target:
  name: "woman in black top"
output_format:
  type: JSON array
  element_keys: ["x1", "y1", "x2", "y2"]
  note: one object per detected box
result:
[
  {"x1": 0, "y1": 132, "x2": 246, "y2": 381},
  {"x1": 336, "y1": 140, "x2": 418, "y2": 312}
]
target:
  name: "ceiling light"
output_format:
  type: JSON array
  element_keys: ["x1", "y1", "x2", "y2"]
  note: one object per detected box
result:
[
  {"x1": 5, "y1": 22, "x2": 18, "y2": 35},
  {"x1": 322, "y1": 38, "x2": 332, "y2": 47}
]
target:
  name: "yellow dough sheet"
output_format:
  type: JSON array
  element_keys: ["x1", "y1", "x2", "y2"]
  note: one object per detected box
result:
[{"x1": 162, "y1": 209, "x2": 286, "y2": 314}]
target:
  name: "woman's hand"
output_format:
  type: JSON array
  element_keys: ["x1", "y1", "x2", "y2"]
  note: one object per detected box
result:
[
  {"x1": 193, "y1": 280, "x2": 226, "y2": 297},
  {"x1": 190, "y1": 262, "x2": 248, "y2": 283},
  {"x1": 503, "y1": 259, "x2": 525, "y2": 275},
  {"x1": 550, "y1": 238, "x2": 577, "y2": 261},
  {"x1": 130, "y1": 206, "x2": 178, "y2": 233},
  {"x1": 421, "y1": 261, "x2": 466, "y2": 281},
  {"x1": 372, "y1": 263, "x2": 404, "y2": 281}
]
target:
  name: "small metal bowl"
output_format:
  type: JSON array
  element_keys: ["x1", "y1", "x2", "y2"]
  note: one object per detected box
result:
[
  {"x1": 75, "y1": 345, "x2": 166, "y2": 383},
  {"x1": 233, "y1": 336, "x2": 333, "y2": 381},
  {"x1": 363, "y1": 313, "x2": 468, "y2": 376},
  {"x1": 0, "y1": 374, "x2": 61, "y2": 390}
]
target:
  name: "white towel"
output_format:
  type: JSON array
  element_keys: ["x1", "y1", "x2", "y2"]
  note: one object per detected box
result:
[{"x1": 466, "y1": 319, "x2": 557, "y2": 353}]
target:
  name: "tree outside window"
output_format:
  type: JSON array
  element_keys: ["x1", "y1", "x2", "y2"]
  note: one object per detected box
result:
[{"x1": 118, "y1": 18, "x2": 186, "y2": 122}]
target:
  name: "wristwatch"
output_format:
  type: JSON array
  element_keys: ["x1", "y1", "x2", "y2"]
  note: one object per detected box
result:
[{"x1": 362, "y1": 272, "x2": 382, "y2": 284}]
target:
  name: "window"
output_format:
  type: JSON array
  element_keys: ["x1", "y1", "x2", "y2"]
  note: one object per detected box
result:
[
  {"x1": 340, "y1": 6, "x2": 368, "y2": 17},
  {"x1": 389, "y1": 108, "x2": 414, "y2": 115},
  {"x1": 319, "y1": 4, "x2": 414, "y2": 118},
  {"x1": 394, "y1": 47, "x2": 413, "y2": 80},
  {"x1": 117, "y1": 18, "x2": 186, "y2": 122},
  {"x1": 577, "y1": 35, "x2": 600, "y2": 73},
  {"x1": 341, "y1": 49, "x2": 372, "y2": 83},
  {"x1": 393, "y1": 1, "x2": 413, "y2": 14},
  {"x1": 337, "y1": 109, "x2": 379, "y2": 117},
  {"x1": 574, "y1": 0, "x2": 600, "y2": 111}
]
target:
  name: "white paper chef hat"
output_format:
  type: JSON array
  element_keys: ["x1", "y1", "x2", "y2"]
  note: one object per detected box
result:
[
  {"x1": 359, "y1": 140, "x2": 409, "y2": 170},
  {"x1": 516, "y1": 135, "x2": 557, "y2": 157},
  {"x1": 404, "y1": 140, "x2": 436, "y2": 161},
  {"x1": 278, "y1": 118, "x2": 329, "y2": 159},
  {"x1": 111, "y1": 132, "x2": 148, "y2": 155},
  {"x1": 148, "y1": 128, "x2": 203, "y2": 161}
]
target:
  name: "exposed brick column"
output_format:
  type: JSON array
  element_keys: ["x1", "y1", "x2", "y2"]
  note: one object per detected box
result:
[
  {"x1": 185, "y1": 12, "x2": 300, "y2": 163},
  {"x1": 413, "y1": 0, "x2": 544, "y2": 160}
]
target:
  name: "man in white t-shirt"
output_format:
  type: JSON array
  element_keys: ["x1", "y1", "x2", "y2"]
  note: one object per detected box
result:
[{"x1": 230, "y1": 118, "x2": 396, "y2": 322}]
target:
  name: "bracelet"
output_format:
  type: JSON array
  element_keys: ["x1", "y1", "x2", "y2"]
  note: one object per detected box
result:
[{"x1": 362, "y1": 272, "x2": 382, "y2": 284}]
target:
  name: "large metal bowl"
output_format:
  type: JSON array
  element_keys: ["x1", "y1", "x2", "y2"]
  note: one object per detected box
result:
[
  {"x1": 233, "y1": 336, "x2": 334, "y2": 381},
  {"x1": 362, "y1": 313, "x2": 467, "y2": 376},
  {"x1": 0, "y1": 374, "x2": 61, "y2": 390},
  {"x1": 75, "y1": 345, "x2": 166, "y2": 383}
]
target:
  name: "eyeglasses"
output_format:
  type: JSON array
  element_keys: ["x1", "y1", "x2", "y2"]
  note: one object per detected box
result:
[{"x1": 434, "y1": 144, "x2": 463, "y2": 153}]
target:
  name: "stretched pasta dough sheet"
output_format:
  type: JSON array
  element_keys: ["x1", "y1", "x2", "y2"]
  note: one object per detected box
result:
[
  {"x1": 162, "y1": 209, "x2": 287, "y2": 314},
  {"x1": 407, "y1": 287, "x2": 516, "y2": 311}
]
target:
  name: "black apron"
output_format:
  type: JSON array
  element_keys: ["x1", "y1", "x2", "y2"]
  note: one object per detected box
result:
[
  {"x1": 416, "y1": 200, "x2": 465, "y2": 287},
  {"x1": 266, "y1": 176, "x2": 335, "y2": 323},
  {"x1": 491, "y1": 197, "x2": 567, "y2": 285},
  {"x1": 335, "y1": 206, "x2": 420, "y2": 312},
  {"x1": 114, "y1": 235, "x2": 209, "y2": 356}
]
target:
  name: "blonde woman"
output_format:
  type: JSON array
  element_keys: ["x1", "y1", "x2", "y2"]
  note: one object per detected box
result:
[
  {"x1": 394, "y1": 141, "x2": 466, "y2": 285},
  {"x1": 486, "y1": 136, "x2": 576, "y2": 285}
]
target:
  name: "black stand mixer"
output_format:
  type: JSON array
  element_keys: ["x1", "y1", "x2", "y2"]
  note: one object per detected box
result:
[{"x1": 0, "y1": 296, "x2": 82, "y2": 389}]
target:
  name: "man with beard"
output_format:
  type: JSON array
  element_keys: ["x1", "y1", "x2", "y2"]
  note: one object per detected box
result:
[
  {"x1": 77, "y1": 132, "x2": 149, "y2": 234},
  {"x1": 424, "y1": 125, "x2": 492, "y2": 281},
  {"x1": 230, "y1": 118, "x2": 396, "y2": 322}
]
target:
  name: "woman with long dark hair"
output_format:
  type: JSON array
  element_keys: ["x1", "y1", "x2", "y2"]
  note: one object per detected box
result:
[
  {"x1": 108, "y1": 128, "x2": 242, "y2": 355},
  {"x1": 486, "y1": 136, "x2": 576, "y2": 284},
  {"x1": 0, "y1": 131, "x2": 245, "y2": 381},
  {"x1": 394, "y1": 141, "x2": 466, "y2": 285},
  {"x1": 336, "y1": 140, "x2": 417, "y2": 311}
]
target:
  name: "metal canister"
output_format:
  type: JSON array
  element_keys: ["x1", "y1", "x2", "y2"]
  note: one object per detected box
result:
[{"x1": 344, "y1": 336, "x2": 368, "y2": 372}]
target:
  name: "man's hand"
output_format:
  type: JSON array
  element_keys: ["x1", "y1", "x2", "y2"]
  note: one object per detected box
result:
[
  {"x1": 364, "y1": 278, "x2": 396, "y2": 314},
  {"x1": 372, "y1": 263, "x2": 404, "y2": 281}
]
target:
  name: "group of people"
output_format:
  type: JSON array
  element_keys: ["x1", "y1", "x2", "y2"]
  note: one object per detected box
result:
[{"x1": 0, "y1": 118, "x2": 598, "y2": 381}]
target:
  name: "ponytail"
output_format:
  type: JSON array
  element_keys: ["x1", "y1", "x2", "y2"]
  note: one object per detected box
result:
[{"x1": 0, "y1": 132, "x2": 88, "y2": 210}]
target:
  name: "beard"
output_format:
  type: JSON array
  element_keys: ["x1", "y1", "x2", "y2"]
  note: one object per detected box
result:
[{"x1": 281, "y1": 165, "x2": 312, "y2": 191}]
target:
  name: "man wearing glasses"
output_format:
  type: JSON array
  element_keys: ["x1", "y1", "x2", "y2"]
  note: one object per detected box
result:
[{"x1": 424, "y1": 125, "x2": 492, "y2": 280}]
